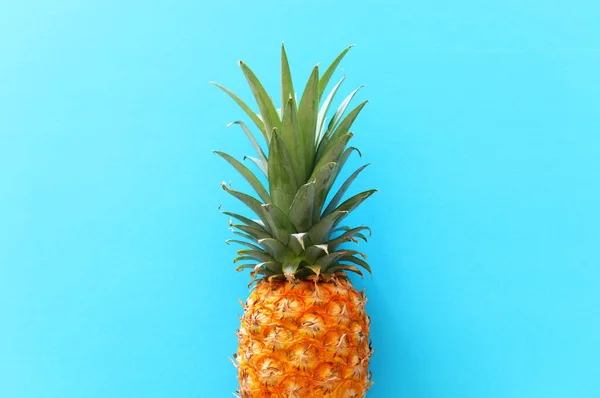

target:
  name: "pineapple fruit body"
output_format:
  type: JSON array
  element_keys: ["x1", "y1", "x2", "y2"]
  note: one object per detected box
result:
[
  {"x1": 214, "y1": 44, "x2": 376, "y2": 396},
  {"x1": 237, "y1": 276, "x2": 373, "y2": 397}
]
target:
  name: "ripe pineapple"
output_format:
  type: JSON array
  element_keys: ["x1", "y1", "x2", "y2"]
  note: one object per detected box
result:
[{"x1": 213, "y1": 44, "x2": 375, "y2": 397}]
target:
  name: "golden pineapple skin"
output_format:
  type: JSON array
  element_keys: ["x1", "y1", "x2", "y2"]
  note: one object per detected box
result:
[{"x1": 236, "y1": 276, "x2": 373, "y2": 397}]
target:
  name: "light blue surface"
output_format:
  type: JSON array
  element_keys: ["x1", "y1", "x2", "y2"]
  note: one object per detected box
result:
[{"x1": 1, "y1": 1, "x2": 599, "y2": 397}]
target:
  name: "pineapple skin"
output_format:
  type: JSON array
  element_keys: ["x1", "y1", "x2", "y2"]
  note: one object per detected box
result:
[{"x1": 236, "y1": 276, "x2": 373, "y2": 397}]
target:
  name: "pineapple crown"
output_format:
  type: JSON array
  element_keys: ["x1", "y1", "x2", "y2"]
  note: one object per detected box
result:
[{"x1": 213, "y1": 44, "x2": 376, "y2": 285}]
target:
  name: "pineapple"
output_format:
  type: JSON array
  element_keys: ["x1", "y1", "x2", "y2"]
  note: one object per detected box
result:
[{"x1": 213, "y1": 44, "x2": 375, "y2": 397}]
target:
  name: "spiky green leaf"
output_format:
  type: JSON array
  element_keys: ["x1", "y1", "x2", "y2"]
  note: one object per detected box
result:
[
  {"x1": 230, "y1": 230, "x2": 259, "y2": 243},
  {"x1": 340, "y1": 255, "x2": 372, "y2": 275},
  {"x1": 280, "y1": 44, "x2": 295, "y2": 109},
  {"x1": 239, "y1": 61, "x2": 281, "y2": 140},
  {"x1": 227, "y1": 121, "x2": 267, "y2": 166},
  {"x1": 303, "y1": 244, "x2": 329, "y2": 263},
  {"x1": 297, "y1": 65, "x2": 319, "y2": 178},
  {"x1": 308, "y1": 210, "x2": 348, "y2": 244},
  {"x1": 261, "y1": 203, "x2": 295, "y2": 244},
  {"x1": 323, "y1": 163, "x2": 370, "y2": 216},
  {"x1": 316, "y1": 251, "x2": 347, "y2": 268},
  {"x1": 268, "y1": 129, "x2": 298, "y2": 209},
  {"x1": 288, "y1": 182, "x2": 315, "y2": 232},
  {"x1": 289, "y1": 232, "x2": 310, "y2": 255},
  {"x1": 327, "y1": 264, "x2": 364, "y2": 277},
  {"x1": 222, "y1": 211, "x2": 267, "y2": 232},
  {"x1": 317, "y1": 75, "x2": 346, "y2": 145},
  {"x1": 328, "y1": 226, "x2": 371, "y2": 250},
  {"x1": 327, "y1": 189, "x2": 377, "y2": 218},
  {"x1": 326, "y1": 100, "x2": 368, "y2": 145},
  {"x1": 221, "y1": 183, "x2": 272, "y2": 227},
  {"x1": 280, "y1": 95, "x2": 307, "y2": 183},
  {"x1": 231, "y1": 224, "x2": 271, "y2": 240},
  {"x1": 210, "y1": 82, "x2": 267, "y2": 142},
  {"x1": 214, "y1": 151, "x2": 270, "y2": 203},
  {"x1": 235, "y1": 249, "x2": 273, "y2": 263},
  {"x1": 258, "y1": 238, "x2": 293, "y2": 262},
  {"x1": 236, "y1": 263, "x2": 258, "y2": 271},
  {"x1": 283, "y1": 258, "x2": 302, "y2": 280},
  {"x1": 318, "y1": 45, "x2": 354, "y2": 99},
  {"x1": 226, "y1": 239, "x2": 263, "y2": 251},
  {"x1": 324, "y1": 85, "x2": 364, "y2": 141},
  {"x1": 256, "y1": 261, "x2": 283, "y2": 274},
  {"x1": 304, "y1": 264, "x2": 322, "y2": 276},
  {"x1": 314, "y1": 133, "x2": 353, "y2": 172},
  {"x1": 307, "y1": 162, "x2": 338, "y2": 224},
  {"x1": 244, "y1": 155, "x2": 268, "y2": 177}
]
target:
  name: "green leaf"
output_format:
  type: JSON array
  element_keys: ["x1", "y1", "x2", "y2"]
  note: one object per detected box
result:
[
  {"x1": 327, "y1": 235, "x2": 353, "y2": 250},
  {"x1": 322, "y1": 163, "x2": 370, "y2": 216},
  {"x1": 235, "y1": 249, "x2": 273, "y2": 263},
  {"x1": 328, "y1": 226, "x2": 371, "y2": 250},
  {"x1": 308, "y1": 162, "x2": 338, "y2": 224},
  {"x1": 324, "y1": 86, "x2": 364, "y2": 141},
  {"x1": 236, "y1": 263, "x2": 258, "y2": 271},
  {"x1": 316, "y1": 251, "x2": 347, "y2": 269},
  {"x1": 289, "y1": 232, "x2": 310, "y2": 255},
  {"x1": 332, "y1": 146, "x2": 361, "y2": 182},
  {"x1": 308, "y1": 210, "x2": 348, "y2": 244},
  {"x1": 314, "y1": 133, "x2": 353, "y2": 172},
  {"x1": 261, "y1": 203, "x2": 296, "y2": 244},
  {"x1": 288, "y1": 182, "x2": 315, "y2": 232},
  {"x1": 339, "y1": 249, "x2": 367, "y2": 259},
  {"x1": 227, "y1": 121, "x2": 268, "y2": 166},
  {"x1": 304, "y1": 264, "x2": 322, "y2": 277},
  {"x1": 340, "y1": 255, "x2": 372, "y2": 275},
  {"x1": 234, "y1": 255, "x2": 263, "y2": 263},
  {"x1": 283, "y1": 258, "x2": 302, "y2": 280},
  {"x1": 328, "y1": 189, "x2": 377, "y2": 218},
  {"x1": 280, "y1": 95, "x2": 307, "y2": 183},
  {"x1": 280, "y1": 44, "x2": 295, "y2": 110},
  {"x1": 354, "y1": 232, "x2": 368, "y2": 242},
  {"x1": 303, "y1": 244, "x2": 329, "y2": 263},
  {"x1": 221, "y1": 182, "x2": 271, "y2": 227},
  {"x1": 231, "y1": 224, "x2": 271, "y2": 240},
  {"x1": 258, "y1": 238, "x2": 292, "y2": 262},
  {"x1": 214, "y1": 151, "x2": 270, "y2": 203},
  {"x1": 237, "y1": 261, "x2": 281, "y2": 275},
  {"x1": 334, "y1": 225, "x2": 352, "y2": 232},
  {"x1": 310, "y1": 192, "x2": 375, "y2": 243},
  {"x1": 239, "y1": 61, "x2": 281, "y2": 140},
  {"x1": 244, "y1": 155, "x2": 268, "y2": 177},
  {"x1": 226, "y1": 239, "x2": 263, "y2": 251},
  {"x1": 297, "y1": 65, "x2": 319, "y2": 178},
  {"x1": 327, "y1": 264, "x2": 364, "y2": 278},
  {"x1": 255, "y1": 261, "x2": 283, "y2": 274},
  {"x1": 230, "y1": 230, "x2": 259, "y2": 243},
  {"x1": 268, "y1": 129, "x2": 298, "y2": 209},
  {"x1": 318, "y1": 44, "x2": 354, "y2": 99},
  {"x1": 210, "y1": 82, "x2": 267, "y2": 142},
  {"x1": 317, "y1": 75, "x2": 346, "y2": 145},
  {"x1": 222, "y1": 211, "x2": 267, "y2": 232},
  {"x1": 338, "y1": 147, "x2": 361, "y2": 167},
  {"x1": 326, "y1": 100, "x2": 368, "y2": 145}
]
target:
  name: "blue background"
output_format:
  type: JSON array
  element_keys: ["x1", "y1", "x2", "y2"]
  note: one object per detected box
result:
[{"x1": 1, "y1": 0, "x2": 599, "y2": 397}]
